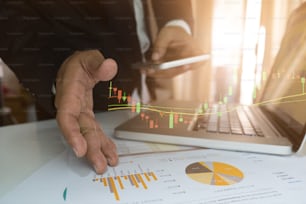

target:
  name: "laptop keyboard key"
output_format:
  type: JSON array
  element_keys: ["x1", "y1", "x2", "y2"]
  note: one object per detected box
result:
[{"x1": 193, "y1": 104, "x2": 265, "y2": 137}]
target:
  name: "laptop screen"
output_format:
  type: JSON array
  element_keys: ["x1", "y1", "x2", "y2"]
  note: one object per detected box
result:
[{"x1": 259, "y1": 12, "x2": 306, "y2": 136}]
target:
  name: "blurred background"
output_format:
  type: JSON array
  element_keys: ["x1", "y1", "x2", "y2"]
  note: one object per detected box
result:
[
  {"x1": 175, "y1": 0, "x2": 305, "y2": 104},
  {"x1": 1, "y1": 0, "x2": 305, "y2": 125}
]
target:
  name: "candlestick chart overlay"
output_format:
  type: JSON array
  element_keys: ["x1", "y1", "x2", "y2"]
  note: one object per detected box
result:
[{"x1": 107, "y1": 68, "x2": 306, "y2": 130}]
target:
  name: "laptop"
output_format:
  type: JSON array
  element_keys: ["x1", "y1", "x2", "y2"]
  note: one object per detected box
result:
[{"x1": 115, "y1": 26, "x2": 306, "y2": 156}]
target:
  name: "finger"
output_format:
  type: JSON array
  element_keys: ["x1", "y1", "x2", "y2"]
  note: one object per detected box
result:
[
  {"x1": 96, "y1": 58, "x2": 118, "y2": 81},
  {"x1": 84, "y1": 131, "x2": 108, "y2": 174},
  {"x1": 80, "y1": 50, "x2": 118, "y2": 83},
  {"x1": 55, "y1": 50, "x2": 114, "y2": 159},
  {"x1": 56, "y1": 110, "x2": 87, "y2": 158},
  {"x1": 152, "y1": 26, "x2": 190, "y2": 61},
  {"x1": 79, "y1": 112, "x2": 109, "y2": 174},
  {"x1": 55, "y1": 71, "x2": 89, "y2": 157},
  {"x1": 95, "y1": 121, "x2": 118, "y2": 167},
  {"x1": 103, "y1": 140, "x2": 119, "y2": 167},
  {"x1": 151, "y1": 26, "x2": 193, "y2": 61},
  {"x1": 152, "y1": 28, "x2": 172, "y2": 61}
]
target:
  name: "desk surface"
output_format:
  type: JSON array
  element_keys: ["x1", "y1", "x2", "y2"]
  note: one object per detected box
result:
[
  {"x1": 1, "y1": 110, "x2": 306, "y2": 204},
  {"x1": 0, "y1": 110, "x2": 131, "y2": 197},
  {"x1": 0, "y1": 110, "x2": 194, "y2": 198}
]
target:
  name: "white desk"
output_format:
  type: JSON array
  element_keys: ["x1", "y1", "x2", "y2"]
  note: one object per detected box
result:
[
  {"x1": 0, "y1": 110, "x2": 131, "y2": 197},
  {"x1": 0, "y1": 110, "x2": 194, "y2": 198},
  {"x1": 1, "y1": 111, "x2": 306, "y2": 204}
]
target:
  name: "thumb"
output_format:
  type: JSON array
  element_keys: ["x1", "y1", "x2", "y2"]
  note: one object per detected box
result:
[
  {"x1": 151, "y1": 28, "x2": 173, "y2": 61},
  {"x1": 81, "y1": 50, "x2": 118, "y2": 83},
  {"x1": 96, "y1": 58, "x2": 118, "y2": 81}
]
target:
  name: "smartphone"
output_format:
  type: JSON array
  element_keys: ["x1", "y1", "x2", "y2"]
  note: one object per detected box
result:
[{"x1": 133, "y1": 54, "x2": 210, "y2": 70}]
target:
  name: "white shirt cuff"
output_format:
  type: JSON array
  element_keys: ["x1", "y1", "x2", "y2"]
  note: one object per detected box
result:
[{"x1": 165, "y1": 19, "x2": 192, "y2": 35}]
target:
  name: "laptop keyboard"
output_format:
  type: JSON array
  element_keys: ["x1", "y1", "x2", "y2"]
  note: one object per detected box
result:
[{"x1": 193, "y1": 104, "x2": 265, "y2": 137}]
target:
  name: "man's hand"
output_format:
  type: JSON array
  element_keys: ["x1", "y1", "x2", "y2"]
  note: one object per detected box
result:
[
  {"x1": 152, "y1": 26, "x2": 200, "y2": 61},
  {"x1": 144, "y1": 26, "x2": 203, "y2": 78},
  {"x1": 55, "y1": 50, "x2": 118, "y2": 174}
]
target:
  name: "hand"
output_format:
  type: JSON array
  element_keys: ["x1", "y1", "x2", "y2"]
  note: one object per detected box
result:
[
  {"x1": 144, "y1": 26, "x2": 203, "y2": 78},
  {"x1": 54, "y1": 50, "x2": 119, "y2": 174}
]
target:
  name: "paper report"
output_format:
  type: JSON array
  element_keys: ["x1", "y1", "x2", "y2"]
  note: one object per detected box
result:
[{"x1": 1, "y1": 148, "x2": 306, "y2": 204}]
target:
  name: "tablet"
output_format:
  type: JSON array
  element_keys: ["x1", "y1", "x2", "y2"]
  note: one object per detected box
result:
[{"x1": 133, "y1": 54, "x2": 210, "y2": 70}]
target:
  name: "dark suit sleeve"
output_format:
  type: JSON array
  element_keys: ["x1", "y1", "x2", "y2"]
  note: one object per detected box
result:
[{"x1": 151, "y1": 0, "x2": 194, "y2": 33}]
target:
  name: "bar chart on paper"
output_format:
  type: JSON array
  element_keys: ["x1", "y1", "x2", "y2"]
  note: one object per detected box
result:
[
  {"x1": 92, "y1": 168, "x2": 158, "y2": 201},
  {"x1": 87, "y1": 161, "x2": 244, "y2": 202},
  {"x1": 65, "y1": 158, "x2": 182, "y2": 203},
  {"x1": 64, "y1": 150, "x2": 249, "y2": 204},
  {"x1": 2, "y1": 149, "x2": 306, "y2": 204}
]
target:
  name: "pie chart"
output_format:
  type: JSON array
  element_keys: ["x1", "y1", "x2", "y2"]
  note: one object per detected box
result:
[{"x1": 185, "y1": 161, "x2": 244, "y2": 186}]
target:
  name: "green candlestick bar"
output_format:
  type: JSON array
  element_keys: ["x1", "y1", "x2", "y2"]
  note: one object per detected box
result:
[
  {"x1": 136, "y1": 102, "x2": 141, "y2": 113},
  {"x1": 169, "y1": 112, "x2": 174, "y2": 129},
  {"x1": 301, "y1": 77, "x2": 305, "y2": 94}
]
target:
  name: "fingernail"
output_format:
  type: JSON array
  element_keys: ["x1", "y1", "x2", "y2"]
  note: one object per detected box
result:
[
  {"x1": 107, "y1": 157, "x2": 112, "y2": 165},
  {"x1": 152, "y1": 52, "x2": 160, "y2": 61},
  {"x1": 93, "y1": 165, "x2": 99, "y2": 173},
  {"x1": 94, "y1": 163, "x2": 104, "y2": 174},
  {"x1": 73, "y1": 147, "x2": 80, "y2": 157}
]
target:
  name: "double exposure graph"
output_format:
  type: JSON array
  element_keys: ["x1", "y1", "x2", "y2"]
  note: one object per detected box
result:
[
  {"x1": 108, "y1": 81, "x2": 132, "y2": 104},
  {"x1": 107, "y1": 70, "x2": 306, "y2": 130}
]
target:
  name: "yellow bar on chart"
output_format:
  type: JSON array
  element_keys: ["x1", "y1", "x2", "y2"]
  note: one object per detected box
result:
[
  {"x1": 144, "y1": 173, "x2": 151, "y2": 181},
  {"x1": 116, "y1": 176, "x2": 124, "y2": 189},
  {"x1": 109, "y1": 177, "x2": 120, "y2": 201},
  {"x1": 150, "y1": 172, "x2": 158, "y2": 181},
  {"x1": 130, "y1": 175, "x2": 139, "y2": 188},
  {"x1": 136, "y1": 174, "x2": 148, "y2": 189},
  {"x1": 101, "y1": 178, "x2": 108, "y2": 186}
]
